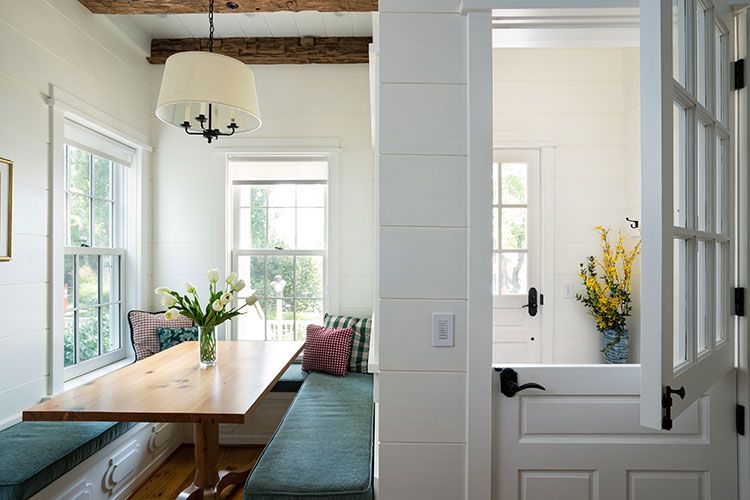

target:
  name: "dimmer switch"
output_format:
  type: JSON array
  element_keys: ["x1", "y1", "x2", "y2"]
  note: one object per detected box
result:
[{"x1": 432, "y1": 313, "x2": 454, "y2": 347}]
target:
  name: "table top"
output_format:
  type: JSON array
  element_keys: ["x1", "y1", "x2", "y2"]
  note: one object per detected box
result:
[{"x1": 23, "y1": 341, "x2": 304, "y2": 424}]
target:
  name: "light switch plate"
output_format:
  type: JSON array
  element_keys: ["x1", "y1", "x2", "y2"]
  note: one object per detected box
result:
[{"x1": 432, "y1": 313, "x2": 454, "y2": 347}]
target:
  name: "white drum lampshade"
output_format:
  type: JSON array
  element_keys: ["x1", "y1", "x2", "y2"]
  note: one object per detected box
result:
[{"x1": 155, "y1": 51, "x2": 261, "y2": 139}]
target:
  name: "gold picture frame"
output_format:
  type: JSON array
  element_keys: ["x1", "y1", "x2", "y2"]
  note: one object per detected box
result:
[{"x1": 0, "y1": 157, "x2": 13, "y2": 262}]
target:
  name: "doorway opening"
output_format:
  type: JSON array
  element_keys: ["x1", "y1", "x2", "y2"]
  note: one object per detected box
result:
[{"x1": 491, "y1": 8, "x2": 642, "y2": 365}]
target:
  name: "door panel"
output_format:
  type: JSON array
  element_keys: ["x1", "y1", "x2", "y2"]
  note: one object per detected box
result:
[
  {"x1": 492, "y1": 149, "x2": 542, "y2": 363},
  {"x1": 640, "y1": 0, "x2": 736, "y2": 429},
  {"x1": 493, "y1": 366, "x2": 737, "y2": 500}
]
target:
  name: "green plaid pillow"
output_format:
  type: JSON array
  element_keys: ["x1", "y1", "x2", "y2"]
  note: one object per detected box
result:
[{"x1": 323, "y1": 314, "x2": 371, "y2": 373}]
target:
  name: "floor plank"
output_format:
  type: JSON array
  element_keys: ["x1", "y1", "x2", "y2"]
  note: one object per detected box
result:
[{"x1": 129, "y1": 445, "x2": 264, "y2": 499}]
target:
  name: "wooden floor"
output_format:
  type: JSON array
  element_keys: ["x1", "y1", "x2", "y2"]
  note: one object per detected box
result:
[{"x1": 130, "y1": 445, "x2": 264, "y2": 499}]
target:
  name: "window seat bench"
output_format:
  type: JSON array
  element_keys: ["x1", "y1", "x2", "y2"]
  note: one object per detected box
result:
[
  {"x1": 244, "y1": 372, "x2": 374, "y2": 500},
  {"x1": 0, "y1": 421, "x2": 136, "y2": 500}
]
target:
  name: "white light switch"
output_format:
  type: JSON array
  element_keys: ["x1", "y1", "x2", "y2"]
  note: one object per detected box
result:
[{"x1": 432, "y1": 313, "x2": 454, "y2": 347}]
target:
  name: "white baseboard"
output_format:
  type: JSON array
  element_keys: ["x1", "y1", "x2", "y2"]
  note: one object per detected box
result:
[
  {"x1": 31, "y1": 422, "x2": 183, "y2": 500},
  {"x1": 219, "y1": 393, "x2": 295, "y2": 445}
]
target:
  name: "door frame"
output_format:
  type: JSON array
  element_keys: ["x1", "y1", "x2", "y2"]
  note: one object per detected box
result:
[
  {"x1": 493, "y1": 135, "x2": 555, "y2": 362},
  {"x1": 464, "y1": 1, "x2": 750, "y2": 499}
]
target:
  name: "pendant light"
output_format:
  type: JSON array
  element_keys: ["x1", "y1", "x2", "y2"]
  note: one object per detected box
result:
[{"x1": 155, "y1": 0, "x2": 261, "y2": 143}]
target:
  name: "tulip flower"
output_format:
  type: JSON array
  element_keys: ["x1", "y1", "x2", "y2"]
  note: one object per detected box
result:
[
  {"x1": 161, "y1": 294, "x2": 177, "y2": 308},
  {"x1": 184, "y1": 281, "x2": 197, "y2": 294},
  {"x1": 225, "y1": 272, "x2": 238, "y2": 284},
  {"x1": 164, "y1": 308, "x2": 180, "y2": 321},
  {"x1": 212, "y1": 299, "x2": 224, "y2": 312},
  {"x1": 232, "y1": 279, "x2": 246, "y2": 292},
  {"x1": 207, "y1": 268, "x2": 220, "y2": 284}
]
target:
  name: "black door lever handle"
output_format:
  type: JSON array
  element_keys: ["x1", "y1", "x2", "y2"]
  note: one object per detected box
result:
[{"x1": 495, "y1": 367, "x2": 547, "y2": 397}]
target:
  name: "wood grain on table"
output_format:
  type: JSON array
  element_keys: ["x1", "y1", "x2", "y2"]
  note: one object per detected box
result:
[{"x1": 23, "y1": 341, "x2": 303, "y2": 424}]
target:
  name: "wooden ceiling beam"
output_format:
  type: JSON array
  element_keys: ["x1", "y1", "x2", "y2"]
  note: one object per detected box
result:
[
  {"x1": 78, "y1": 0, "x2": 377, "y2": 14},
  {"x1": 148, "y1": 37, "x2": 371, "y2": 64}
]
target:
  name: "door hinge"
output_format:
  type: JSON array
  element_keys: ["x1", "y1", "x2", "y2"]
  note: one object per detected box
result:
[
  {"x1": 734, "y1": 59, "x2": 745, "y2": 90},
  {"x1": 737, "y1": 404, "x2": 746, "y2": 435},
  {"x1": 735, "y1": 287, "x2": 745, "y2": 317}
]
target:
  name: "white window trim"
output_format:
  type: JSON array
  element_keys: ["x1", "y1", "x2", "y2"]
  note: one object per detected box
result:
[
  {"x1": 493, "y1": 133, "x2": 555, "y2": 363},
  {"x1": 48, "y1": 85, "x2": 150, "y2": 394},
  {"x1": 217, "y1": 138, "x2": 341, "y2": 341}
]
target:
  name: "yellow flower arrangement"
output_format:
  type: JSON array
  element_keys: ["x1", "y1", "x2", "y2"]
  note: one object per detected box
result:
[{"x1": 576, "y1": 226, "x2": 641, "y2": 353}]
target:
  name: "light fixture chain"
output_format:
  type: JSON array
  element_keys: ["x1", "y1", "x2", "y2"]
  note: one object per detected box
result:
[{"x1": 208, "y1": 0, "x2": 215, "y2": 53}]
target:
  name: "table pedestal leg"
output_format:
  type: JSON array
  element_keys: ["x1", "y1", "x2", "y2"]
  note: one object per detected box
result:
[
  {"x1": 177, "y1": 421, "x2": 255, "y2": 500},
  {"x1": 178, "y1": 421, "x2": 220, "y2": 500}
]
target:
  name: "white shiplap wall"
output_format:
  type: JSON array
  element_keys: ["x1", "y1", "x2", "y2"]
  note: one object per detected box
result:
[
  {"x1": 375, "y1": 2, "x2": 491, "y2": 499},
  {"x1": 0, "y1": 0, "x2": 152, "y2": 426},
  {"x1": 149, "y1": 64, "x2": 374, "y2": 319},
  {"x1": 492, "y1": 48, "x2": 642, "y2": 363}
]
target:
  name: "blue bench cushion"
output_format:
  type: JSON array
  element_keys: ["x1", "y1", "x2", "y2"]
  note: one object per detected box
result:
[
  {"x1": 245, "y1": 372, "x2": 374, "y2": 500},
  {"x1": 0, "y1": 421, "x2": 136, "y2": 500},
  {"x1": 271, "y1": 364, "x2": 309, "y2": 393}
]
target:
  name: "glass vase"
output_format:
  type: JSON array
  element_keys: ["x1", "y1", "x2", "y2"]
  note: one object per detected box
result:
[{"x1": 199, "y1": 325, "x2": 218, "y2": 368}]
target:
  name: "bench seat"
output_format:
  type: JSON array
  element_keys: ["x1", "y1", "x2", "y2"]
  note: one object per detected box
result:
[
  {"x1": 271, "y1": 363, "x2": 309, "y2": 393},
  {"x1": 244, "y1": 372, "x2": 374, "y2": 500},
  {"x1": 0, "y1": 421, "x2": 136, "y2": 500}
]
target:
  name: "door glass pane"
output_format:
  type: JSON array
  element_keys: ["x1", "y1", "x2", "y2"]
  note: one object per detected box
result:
[
  {"x1": 697, "y1": 121, "x2": 708, "y2": 231},
  {"x1": 501, "y1": 208, "x2": 527, "y2": 250},
  {"x1": 673, "y1": 103, "x2": 688, "y2": 227},
  {"x1": 715, "y1": 241, "x2": 727, "y2": 343},
  {"x1": 673, "y1": 238, "x2": 688, "y2": 366},
  {"x1": 673, "y1": 0, "x2": 688, "y2": 87},
  {"x1": 78, "y1": 307, "x2": 99, "y2": 362},
  {"x1": 500, "y1": 252, "x2": 527, "y2": 295},
  {"x1": 68, "y1": 193, "x2": 91, "y2": 246},
  {"x1": 500, "y1": 163, "x2": 527, "y2": 204},
  {"x1": 64, "y1": 311, "x2": 75, "y2": 367},
  {"x1": 696, "y1": 2, "x2": 708, "y2": 106},
  {"x1": 696, "y1": 240, "x2": 710, "y2": 354},
  {"x1": 77, "y1": 255, "x2": 99, "y2": 307},
  {"x1": 268, "y1": 208, "x2": 295, "y2": 249},
  {"x1": 715, "y1": 26, "x2": 726, "y2": 123},
  {"x1": 296, "y1": 208, "x2": 324, "y2": 249},
  {"x1": 295, "y1": 256, "x2": 324, "y2": 298},
  {"x1": 715, "y1": 134, "x2": 726, "y2": 233}
]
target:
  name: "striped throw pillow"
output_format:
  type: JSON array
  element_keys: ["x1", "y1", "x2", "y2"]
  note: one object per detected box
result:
[{"x1": 323, "y1": 313, "x2": 372, "y2": 373}]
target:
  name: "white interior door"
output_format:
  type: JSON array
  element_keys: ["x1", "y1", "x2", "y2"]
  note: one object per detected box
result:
[
  {"x1": 640, "y1": 0, "x2": 737, "y2": 430},
  {"x1": 492, "y1": 149, "x2": 542, "y2": 363},
  {"x1": 493, "y1": 365, "x2": 737, "y2": 500}
]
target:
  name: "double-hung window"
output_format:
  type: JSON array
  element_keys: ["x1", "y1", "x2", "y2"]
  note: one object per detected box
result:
[
  {"x1": 63, "y1": 121, "x2": 133, "y2": 379},
  {"x1": 230, "y1": 156, "x2": 328, "y2": 341}
]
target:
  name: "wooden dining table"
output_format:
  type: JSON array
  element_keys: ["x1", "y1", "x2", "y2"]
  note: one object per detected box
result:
[{"x1": 23, "y1": 340, "x2": 304, "y2": 500}]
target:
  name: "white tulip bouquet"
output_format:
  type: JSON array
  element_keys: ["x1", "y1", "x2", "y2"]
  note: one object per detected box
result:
[{"x1": 154, "y1": 268, "x2": 260, "y2": 367}]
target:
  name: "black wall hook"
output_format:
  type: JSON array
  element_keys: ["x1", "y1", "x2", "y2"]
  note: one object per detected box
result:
[{"x1": 626, "y1": 217, "x2": 639, "y2": 229}]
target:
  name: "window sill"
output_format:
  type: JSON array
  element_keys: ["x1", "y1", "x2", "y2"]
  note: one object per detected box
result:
[{"x1": 64, "y1": 358, "x2": 132, "y2": 391}]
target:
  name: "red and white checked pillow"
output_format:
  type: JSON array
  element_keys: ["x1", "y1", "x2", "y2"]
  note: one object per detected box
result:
[
  {"x1": 128, "y1": 310, "x2": 193, "y2": 361},
  {"x1": 301, "y1": 324, "x2": 354, "y2": 377}
]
